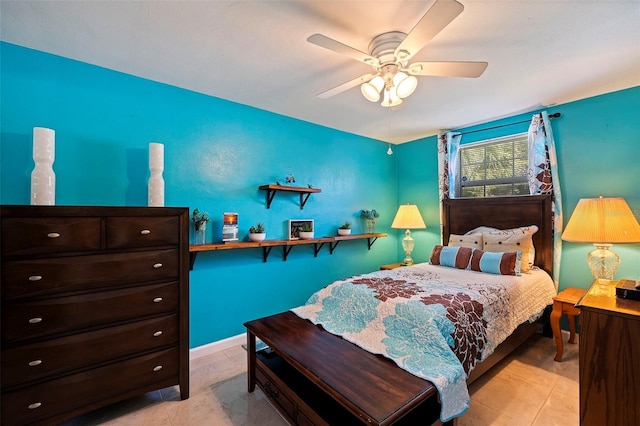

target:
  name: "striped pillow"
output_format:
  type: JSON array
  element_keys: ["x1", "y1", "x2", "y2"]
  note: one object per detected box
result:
[
  {"x1": 470, "y1": 249, "x2": 521, "y2": 276},
  {"x1": 429, "y1": 245, "x2": 473, "y2": 269}
]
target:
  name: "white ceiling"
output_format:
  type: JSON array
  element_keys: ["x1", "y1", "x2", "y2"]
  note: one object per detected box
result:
[{"x1": 1, "y1": 0, "x2": 639, "y2": 143}]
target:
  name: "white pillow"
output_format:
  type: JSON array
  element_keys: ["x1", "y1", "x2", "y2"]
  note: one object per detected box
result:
[
  {"x1": 482, "y1": 225, "x2": 538, "y2": 273},
  {"x1": 465, "y1": 226, "x2": 498, "y2": 236},
  {"x1": 448, "y1": 233, "x2": 483, "y2": 249}
]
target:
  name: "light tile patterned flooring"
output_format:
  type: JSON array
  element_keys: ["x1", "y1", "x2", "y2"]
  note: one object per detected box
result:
[{"x1": 62, "y1": 332, "x2": 579, "y2": 425}]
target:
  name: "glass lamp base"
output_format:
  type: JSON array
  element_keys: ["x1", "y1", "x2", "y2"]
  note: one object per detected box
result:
[
  {"x1": 587, "y1": 244, "x2": 620, "y2": 280},
  {"x1": 401, "y1": 230, "x2": 415, "y2": 266}
]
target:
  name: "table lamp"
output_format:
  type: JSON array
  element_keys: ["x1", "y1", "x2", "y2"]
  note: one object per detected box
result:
[
  {"x1": 561, "y1": 196, "x2": 640, "y2": 280},
  {"x1": 391, "y1": 204, "x2": 426, "y2": 265}
]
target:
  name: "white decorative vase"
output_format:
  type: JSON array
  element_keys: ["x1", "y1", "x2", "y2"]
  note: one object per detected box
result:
[
  {"x1": 299, "y1": 231, "x2": 314, "y2": 240},
  {"x1": 338, "y1": 228, "x2": 351, "y2": 236},
  {"x1": 249, "y1": 233, "x2": 266, "y2": 242},
  {"x1": 31, "y1": 127, "x2": 56, "y2": 205},
  {"x1": 148, "y1": 142, "x2": 164, "y2": 206}
]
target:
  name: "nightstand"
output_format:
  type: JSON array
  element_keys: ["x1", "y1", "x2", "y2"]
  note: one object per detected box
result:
[
  {"x1": 551, "y1": 287, "x2": 586, "y2": 362},
  {"x1": 380, "y1": 262, "x2": 405, "y2": 270},
  {"x1": 576, "y1": 279, "x2": 640, "y2": 425}
]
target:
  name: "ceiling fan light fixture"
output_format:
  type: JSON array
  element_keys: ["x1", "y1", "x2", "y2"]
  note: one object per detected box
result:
[
  {"x1": 381, "y1": 87, "x2": 402, "y2": 107},
  {"x1": 396, "y1": 74, "x2": 418, "y2": 99},
  {"x1": 361, "y1": 76, "x2": 384, "y2": 102}
]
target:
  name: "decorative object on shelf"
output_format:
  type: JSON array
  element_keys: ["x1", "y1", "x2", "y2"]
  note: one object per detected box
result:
[
  {"x1": 561, "y1": 196, "x2": 640, "y2": 280},
  {"x1": 391, "y1": 204, "x2": 426, "y2": 265},
  {"x1": 148, "y1": 142, "x2": 165, "y2": 207},
  {"x1": 191, "y1": 208, "x2": 210, "y2": 245},
  {"x1": 249, "y1": 222, "x2": 266, "y2": 242},
  {"x1": 361, "y1": 209, "x2": 380, "y2": 234},
  {"x1": 31, "y1": 127, "x2": 56, "y2": 205},
  {"x1": 222, "y1": 212, "x2": 239, "y2": 242},
  {"x1": 299, "y1": 222, "x2": 314, "y2": 240},
  {"x1": 338, "y1": 221, "x2": 351, "y2": 236},
  {"x1": 277, "y1": 174, "x2": 297, "y2": 186},
  {"x1": 289, "y1": 219, "x2": 314, "y2": 240}
]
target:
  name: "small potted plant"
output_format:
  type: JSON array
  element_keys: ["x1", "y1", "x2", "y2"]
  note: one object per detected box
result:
[
  {"x1": 191, "y1": 208, "x2": 210, "y2": 245},
  {"x1": 298, "y1": 222, "x2": 314, "y2": 239},
  {"x1": 338, "y1": 221, "x2": 351, "y2": 236},
  {"x1": 361, "y1": 209, "x2": 380, "y2": 234},
  {"x1": 249, "y1": 222, "x2": 266, "y2": 242}
]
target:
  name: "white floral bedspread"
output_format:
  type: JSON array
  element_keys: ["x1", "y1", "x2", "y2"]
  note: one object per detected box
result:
[{"x1": 291, "y1": 263, "x2": 556, "y2": 422}]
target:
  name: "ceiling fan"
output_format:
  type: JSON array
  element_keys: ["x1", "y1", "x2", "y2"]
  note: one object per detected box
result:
[{"x1": 307, "y1": 0, "x2": 488, "y2": 107}]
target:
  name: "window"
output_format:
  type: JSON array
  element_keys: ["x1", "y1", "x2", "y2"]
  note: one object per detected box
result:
[{"x1": 458, "y1": 133, "x2": 529, "y2": 198}]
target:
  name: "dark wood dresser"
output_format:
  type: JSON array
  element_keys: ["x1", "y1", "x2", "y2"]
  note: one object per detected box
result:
[
  {"x1": 576, "y1": 279, "x2": 640, "y2": 426},
  {"x1": 0, "y1": 205, "x2": 190, "y2": 425}
]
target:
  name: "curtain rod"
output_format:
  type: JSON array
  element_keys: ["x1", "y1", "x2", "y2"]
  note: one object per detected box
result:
[{"x1": 458, "y1": 112, "x2": 561, "y2": 136}]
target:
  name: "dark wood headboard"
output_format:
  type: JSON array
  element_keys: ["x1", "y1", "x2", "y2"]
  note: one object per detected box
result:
[{"x1": 442, "y1": 195, "x2": 553, "y2": 276}]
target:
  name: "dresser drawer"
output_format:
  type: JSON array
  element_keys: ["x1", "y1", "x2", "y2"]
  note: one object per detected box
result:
[
  {"x1": 255, "y1": 361, "x2": 297, "y2": 423},
  {"x1": 106, "y1": 216, "x2": 179, "y2": 249},
  {"x1": 1, "y1": 217, "x2": 101, "y2": 256},
  {"x1": 2, "y1": 314, "x2": 178, "y2": 388},
  {"x1": 2, "y1": 249, "x2": 179, "y2": 299},
  {"x1": 1, "y1": 347, "x2": 179, "y2": 426},
  {"x1": 2, "y1": 282, "x2": 179, "y2": 343}
]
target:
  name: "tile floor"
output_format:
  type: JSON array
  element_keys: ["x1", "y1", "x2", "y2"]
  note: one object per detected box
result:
[{"x1": 62, "y1": 332, "x2": 579, "y2": 426}]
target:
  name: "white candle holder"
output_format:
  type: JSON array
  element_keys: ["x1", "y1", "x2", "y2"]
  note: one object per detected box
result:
[
  {"x1": 31, "y1": 127, "x2": 56, "y2": 205},
  {"x1": 148, "y1": 142, "x2": 165, "y2": 207}
]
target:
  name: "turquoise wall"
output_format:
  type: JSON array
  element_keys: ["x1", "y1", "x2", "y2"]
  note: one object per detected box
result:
[
  {"x1": 2, "y1": 42, "x2": 638, "y2": 347},
  {"x1": 0, "y1": 43, "x2": 399, "y2": 347},
  {"x1": 396, "y1": 86, "x2": 640, "y2": 289}
]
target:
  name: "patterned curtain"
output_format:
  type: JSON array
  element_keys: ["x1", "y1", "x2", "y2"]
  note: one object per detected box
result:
[
  {"x1": 527, "y1": 111, "x2": 563, "y2": 287},
  {"x1": 437, "y1": 132, "x2": 462, "y2": 238}
]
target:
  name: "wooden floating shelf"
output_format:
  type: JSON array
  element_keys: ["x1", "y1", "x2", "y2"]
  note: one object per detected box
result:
[
  {"x1": 258, "y1": 184, "x2": 321, "y2": 210},
  {"x1": 189, "y1": 233, "x2": 387, "y2": 269}
]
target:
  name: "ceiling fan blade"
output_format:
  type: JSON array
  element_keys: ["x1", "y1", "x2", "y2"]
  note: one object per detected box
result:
[
  {"x1": 316, "y1": 74, "x2": 375, "y2": 99},
  {"x1": 308, "y1": 34, "x2": 379, "y2": 66},
  {"x1": 395, "y1": 0, "x2": 464, "y2": 61},
  {"x1": 407, "y1": 61, "x2": 488, "y2": 78}
]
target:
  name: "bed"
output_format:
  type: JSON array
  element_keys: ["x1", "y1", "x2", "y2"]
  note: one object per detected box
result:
[{"x1": 245, "y1": 195, "x2": 556, "y2": 426}]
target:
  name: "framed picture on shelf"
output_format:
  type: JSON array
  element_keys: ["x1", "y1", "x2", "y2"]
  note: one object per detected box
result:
[{"x1": 288, "y1": 219, "x2": 313, "y2": 240}]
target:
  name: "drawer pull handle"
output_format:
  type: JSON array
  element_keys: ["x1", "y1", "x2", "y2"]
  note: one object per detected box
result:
[
  {"x1": 153, "y1": 297, "x2": 163, "y2": 303},
  {"x1": 140, "y1": 229, "x2": 151, "y2": 235},
  {"x1": 29, "y1": 317, "x2": 43, "y2": 324},
  {"x1": 153, "y1": 331, "x2": 163, "y2": 337},
  {"x1": 153, "y1": 263, "x2": 163, "y2": 269},
  {"x1": 264, "y1": 381, "x2": 279, "y2": 398},
  {"x1": 29, "y1": 275, "x2": 43, "y2": 281},
  {"x1": 153, "y1": 365, "x2": 163, "y2": 372},
  {"x1": 29, "y1": 360, "x2": 43, "y2": 367},
  {"x1": 47, "y1": 232, "x2": 61, "y2": 238},
  {"x1": 28, "y1": 402, "x2": 42, "y2": 410}
]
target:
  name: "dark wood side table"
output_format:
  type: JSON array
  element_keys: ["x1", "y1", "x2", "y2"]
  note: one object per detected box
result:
[
  {"x1": 551, "y1": 287, "x2": 586, "y2": 361},
  {"x1": 576, "y1": 279, "x2": 640, "y2": 425}
]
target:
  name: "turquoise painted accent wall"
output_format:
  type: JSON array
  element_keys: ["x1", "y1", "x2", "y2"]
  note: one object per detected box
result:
[
  {"x1": 396, "y1": 86, "x2": 640, "y2": 289},
  {"x1": 2, "y1": 41, "x2": 638, "y2": 347},
  {"x1": 0, "y1": 43, "x2": 399, "y2": 347}
]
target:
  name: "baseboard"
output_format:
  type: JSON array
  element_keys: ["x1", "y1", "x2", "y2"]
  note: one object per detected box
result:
[{"x1": 189, "y1": 333, "x2": 245, "y2": 360}]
